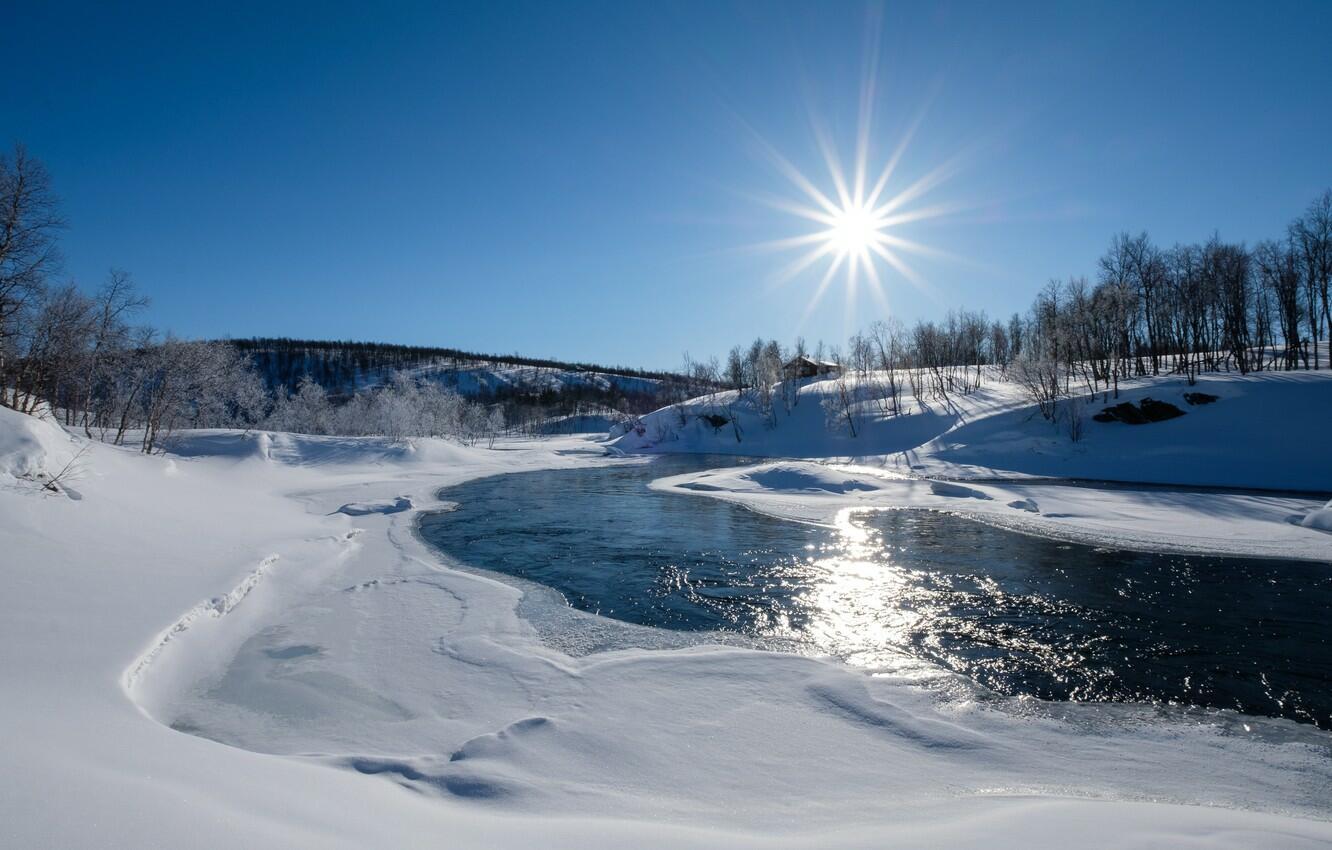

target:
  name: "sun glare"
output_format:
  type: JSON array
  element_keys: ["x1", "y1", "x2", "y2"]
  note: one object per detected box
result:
[
  {"x1": 827, "y1": 202, "x2": 883, "y2": 257},
  {"x1": 741, "y1": 8, "x2": 967, "y2": 325}
]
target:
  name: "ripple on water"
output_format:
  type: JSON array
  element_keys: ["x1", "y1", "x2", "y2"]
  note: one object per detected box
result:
[{"x1": 419, "y1": 456, "x2": 1332, "y2": 730}]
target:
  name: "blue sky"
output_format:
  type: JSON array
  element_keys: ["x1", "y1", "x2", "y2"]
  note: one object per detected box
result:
[{"x1": 3, "y1": 1, "x2": 1329, "y2": 369}]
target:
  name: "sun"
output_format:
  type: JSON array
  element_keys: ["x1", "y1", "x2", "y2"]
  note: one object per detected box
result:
[
  {"x1": 749, "y1": 128, "x2": 958, "y2": 324},
  {"x1": 827, "y1": 202, "x2": 883, "y2": 257}
]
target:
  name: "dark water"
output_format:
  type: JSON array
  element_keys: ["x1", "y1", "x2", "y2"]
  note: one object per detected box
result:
[{"x1": 420, "y1": 456, "x2": 1332, "y2": 729}]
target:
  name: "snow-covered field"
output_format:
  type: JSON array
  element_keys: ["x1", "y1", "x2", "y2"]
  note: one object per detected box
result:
[{"x1": 3, "y1": 367, "x2": 1331, "y2": 848}]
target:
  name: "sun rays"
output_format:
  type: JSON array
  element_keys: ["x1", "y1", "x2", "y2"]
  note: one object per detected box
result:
[
  {"x1": 757, "y1": 115, "x2": 965, "y2": 327},
  {"x1": 741, "y1": 10, "x2": 966, "y2": 327}
]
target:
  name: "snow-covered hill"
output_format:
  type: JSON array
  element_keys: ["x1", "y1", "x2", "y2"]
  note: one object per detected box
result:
[
  {"x1": 237, "y1": 338, "x2": 671, "y2": 402},
  {"x1": 612, "y1": 367, "x2": 1332, "y2": 492},
  {"x1": 403, "y1": 360, "x2": 662, "y2": 398}
]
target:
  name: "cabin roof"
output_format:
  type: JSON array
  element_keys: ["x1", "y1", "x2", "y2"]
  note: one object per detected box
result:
[{"x1": 783, "y1": 355, "x2": 840, "y2": 368}]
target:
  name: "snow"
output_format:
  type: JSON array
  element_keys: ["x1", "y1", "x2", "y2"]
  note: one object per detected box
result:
[
  {"x1": 391, "y1": 360, "x2": 662, "y2": 398},
  {"x1": 1304, "y1": 499, "x2": 1332, "y2": 533},
  {"x1": 613, "y1": 369, "x2": 1332, "y2": 492},
  {"x1": 3, "y1": 392, "x2": 1332, "y2": 848},
  {"x1": 0, "y1": 405, "x2": 79, "y2": 485},
  {"x1": 655, "y1": 462, "x2": 1331, "y2": 561},
  {"x1": 336, "y1": 495, "x2": 413, "y2": 515},
  {"x1": 622, "y1": 368, "x2": 1332, "y2": 561},
  {"x1": 614, "y1": 378, "x2": 969, "y2": 460},
  {"x1": 897, "y1": 372, "x2": 1332, "y2": 491}
]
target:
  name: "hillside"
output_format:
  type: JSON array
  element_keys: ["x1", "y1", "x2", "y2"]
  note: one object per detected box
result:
[
  {"x1": 233, "y1": 337, "x2": 680, "y2": 412},
  {"x1": 610, "y1": 366, "x2": 1332, "y2": 492}
]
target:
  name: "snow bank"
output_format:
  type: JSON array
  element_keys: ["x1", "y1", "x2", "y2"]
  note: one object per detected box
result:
[
  {"x1": 653, "y1": 461, "x2": 1332, "y2": 562},
  {"x1": 904, "y1": 372, "x2": 1332, "y2": 491},
  {"x1": 0, "y1": 405, "x2": 79, "y2": 486}
]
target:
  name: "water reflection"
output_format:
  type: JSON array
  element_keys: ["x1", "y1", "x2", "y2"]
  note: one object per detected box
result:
[
  {"x1": 420, "y1": 457, "x2": 1332, "y2": 729},
  {"x1": 796, "y1": 508, "x2": 916, "y2": 668}
]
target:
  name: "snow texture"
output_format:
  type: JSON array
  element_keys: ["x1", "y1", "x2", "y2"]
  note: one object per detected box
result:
[{"x1": 3, "y1": 379, "x2": 1332, "y2": 848}]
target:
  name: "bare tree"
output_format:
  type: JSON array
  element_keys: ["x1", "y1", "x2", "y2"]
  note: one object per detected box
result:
[
  {"x1": 0, "y1": 146, "x2": 66, "y2": 403},
  {"x1": 1255, "y1": 240, "x2": 1303, "y2": 369},
  {"x1": 1291, "y1": 191, "x2": 1332, "y2": 369}
]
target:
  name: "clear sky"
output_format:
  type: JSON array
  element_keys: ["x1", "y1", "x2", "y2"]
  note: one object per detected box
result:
[{"x1": 3, "y1": 1, "x2": 1329, "y2": 369}]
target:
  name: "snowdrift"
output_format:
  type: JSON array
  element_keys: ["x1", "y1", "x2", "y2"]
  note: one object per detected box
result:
[{"x1": 0, "y1": 405, "x2": 80, "y2": 488}]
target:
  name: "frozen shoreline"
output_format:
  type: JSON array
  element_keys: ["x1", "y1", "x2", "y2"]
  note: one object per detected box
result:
[{"x1": 651, "y1": 462, "x2": 1332, "y2": 563}]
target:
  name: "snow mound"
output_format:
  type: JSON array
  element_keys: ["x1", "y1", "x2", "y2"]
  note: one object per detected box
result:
[
  {"x1": 1007, "y1": 498, "x2": 1041, "y2": 513},
  {"x1": 929, "y1": 480, "x2": 993, "y2": 500},
  {"x1": 911, "y1": 372, "x2": 1332, "y2": 490},
  {"x1": 157, "y1": 429, "x2": 277, "y2": 461},
  {"x1": 669, "y1": 462, "x2": 893, "y2": 498},
  {"x1": 741, "y1": 464, "x2": 884, "y2": 494},
  {"x1": 0, "y1": 405, "x2": 80, "y2": 487},
  {"x1": 336, "y1": 496, "x2": 413, "y2": 516},
  {"x1": 1302, "y1": 499, "x2": 1332, "y2": 533}
]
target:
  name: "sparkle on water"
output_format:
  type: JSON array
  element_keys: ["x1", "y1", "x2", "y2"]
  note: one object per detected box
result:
[{"x1": 420, "y1": 457, "x2": 1332, "y2": 730}]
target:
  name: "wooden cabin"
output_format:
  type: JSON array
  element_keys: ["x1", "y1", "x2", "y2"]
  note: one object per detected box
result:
[{"x1": 782, "y1": 355, "x2": 841, "y2": 380}]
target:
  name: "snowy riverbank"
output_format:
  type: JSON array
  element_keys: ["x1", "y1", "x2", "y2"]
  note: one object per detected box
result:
[
  {"x1": 612, "y1": 368, "x2": 1332, "y2": 492},
  {"x1": 3, "y1": 402, "x2": 1332, "y2": 848}
]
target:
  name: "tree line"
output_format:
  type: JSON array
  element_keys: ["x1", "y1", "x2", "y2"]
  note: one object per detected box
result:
[
  {"x1": 236, "y1": 337, "x2": 678, "y2": 429},
  {"x1": 1006, "y1": 193, "x2": 1329, "y2": 433},
  {"x1": 682, "y1": 309, "x2": 1004, "y2": 440},
  {"x1": 234, "y1": 336, "x2": 681, "y2": 397}
]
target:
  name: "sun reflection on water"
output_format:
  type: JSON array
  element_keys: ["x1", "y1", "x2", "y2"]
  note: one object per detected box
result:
[{"x1": 794, "y1": 508, "x2": 919, "y2": 669}]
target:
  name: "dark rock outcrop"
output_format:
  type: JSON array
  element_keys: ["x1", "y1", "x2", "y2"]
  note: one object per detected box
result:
[
  {"x1": 1093, "y1": 398, "x2": 1186, "y2": 425},
  {"x1": 1184, "y1": 392, "x2": 1220, "y2": 406},
  {"x1": 1093, "y1": 402, "x2": 1147, "y2": 424},
  {"x1": 1139, "y1": 397, "x2": 1186, "y2": 421}
]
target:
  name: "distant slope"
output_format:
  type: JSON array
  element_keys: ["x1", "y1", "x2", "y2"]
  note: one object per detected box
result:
[{"x1": 231, "y1": 337, "x2": 681, "y2": 414}]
